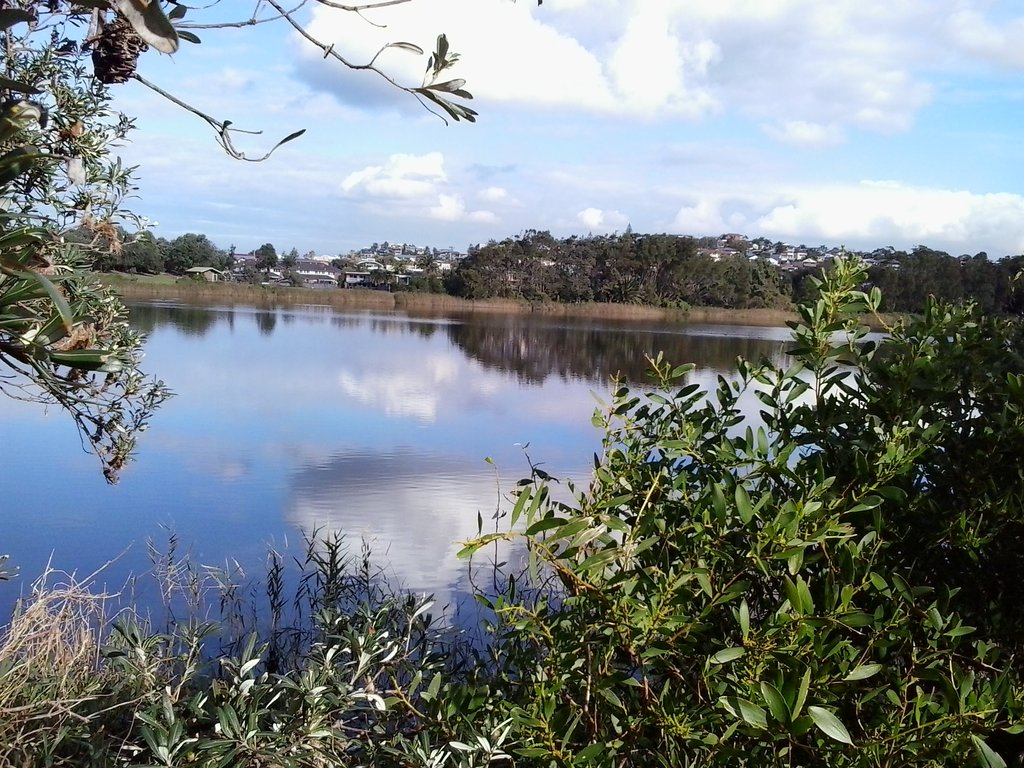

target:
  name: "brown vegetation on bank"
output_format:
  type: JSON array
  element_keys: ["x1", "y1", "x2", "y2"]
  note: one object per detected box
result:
[{"x1": 104, "y1": 275, "x2": 804, "y2": 326}]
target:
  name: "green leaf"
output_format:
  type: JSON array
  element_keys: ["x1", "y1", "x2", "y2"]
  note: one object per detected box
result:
[
  {"x1": 710, "y1": 647, "x2": 745, "y2": 664},
  {"x1": 711, "y1": 483, "x2": 726, "y2": 519},
  {"x1": 176, "y1": 30, "x2": 201, "y2": 45},
  {"x1": 18, "y1": 270, "x2": 73, "y2": 335},
  {"x1": 738, "y1": 598, "x2": 750, "y2": 641},
  {"x1": 760, "y1": 681, "x2": 790, "y2": 723},
  {"x1": 971, "y1": 735, "x2": 1007, "y2": 768},
  {"x1": 431, "y1": 78, "x2": 468, "y2": 93},
  {"x1": 456, "y1": 532, "x2": 506, "y2": 559},
  {"x1": 0, "y1": 146, "x2": 44, "y2": 186},
  {"x1": 792, "y1": 667, "x2": 811, "y2": 718},
  {"x1": 844, "y1": 663, "x2": 882, "y2": 682},
  {"x1": 578, "y1": 548, "x2": 618, "y2": 573},
  {"x1": 597, "y1": 686, "x2": 623, "y2": 710},
  {"x1": 808, "y1": 706, "x2": 853, "y2": 745},
  {"x1": 387, "y1": 41, "x2": 424, "y2": 55},
  {"x1": 719, "y1": 696, "x2": 767, "y2": 729},
  {"x1": 524, "y1": 516, "x2": 569, "y2": 535},
  {"x1": 735, "y1": 485, "x2": 753, "y2": 524},
  {"x1": 797, "y1": 577, "x2": 815, "y2": 614}
]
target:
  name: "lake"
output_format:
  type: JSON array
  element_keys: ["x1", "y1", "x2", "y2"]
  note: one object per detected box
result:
[{"x1": 0, "y1": 301, "x2": 791, "y2": 621}]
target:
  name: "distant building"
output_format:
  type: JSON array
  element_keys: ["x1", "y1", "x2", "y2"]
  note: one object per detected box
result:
[
  {"x1": 292, "y1": 260, "x2": 341, "y2": 286},
  {"x1": 183, "y1": 266, "x2": 226, "y2": 282}
]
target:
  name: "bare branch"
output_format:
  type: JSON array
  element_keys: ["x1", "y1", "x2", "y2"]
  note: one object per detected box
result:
[
  {"x1": 263, "y1": 0, "x2": 454, "y2": 123},
  {"x1": 177, "y1": 1, "x2": 309, "y2": 30},
  {"x1": 131, "y1": 74, "x2": 305, "y2": 162},
  {"x1": 315, "y1": 0, "x2": 413, "y2": 11}
]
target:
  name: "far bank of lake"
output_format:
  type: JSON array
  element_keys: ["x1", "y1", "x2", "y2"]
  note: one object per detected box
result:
[{"x1": 104, "y1": 274, "x2": 803, "y2": 327}]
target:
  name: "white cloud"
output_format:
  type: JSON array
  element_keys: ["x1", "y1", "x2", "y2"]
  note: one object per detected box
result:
[
  {"x1": 763, "y1": 120, "x2": 844, "y2": 148},
  {"x1": 341, "y1": 152, "x2": 447, "y2": 199},
  {"x1": 430, "y1": 193, "x2": 465, "y2": 221},
  {"x1": 300, "y1": 0, "x2": 615, "y2": 112},
  {"x1": 430, "y1": 193, "x2": 497, "y2": 223},
  {"x1": 478, "y1": 186, "x2": 509, "y2": 202},
  {"x1": 753, "y1": 181, "x2": 1024, "y2": 252},
  {"x1": 670, "y1": 199, "x2": 728, "y2": 235},
  {"x1": 661, "y1": 180, "x2": 1024, "y2": 253},
  {"x1": 577, "y1": 207, "x2": 628, "y2": 231},
  {"x1": 211, "y1": 67, "x2": 253, "y2": 91},
  {"x1": 293, "y1": 0, "x2": 956, "y2": 132},
  {"x1": 948, "y1": 9, "x2": 1024, "y2": 70},
  {"x1": 606, "y1": 9, "x2": 718, "y2": 116}
]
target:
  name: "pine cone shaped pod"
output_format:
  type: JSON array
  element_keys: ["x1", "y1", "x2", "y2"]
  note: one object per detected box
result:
[{"x1": 92, "y1": 14, "x2": 148, "y2": 85}]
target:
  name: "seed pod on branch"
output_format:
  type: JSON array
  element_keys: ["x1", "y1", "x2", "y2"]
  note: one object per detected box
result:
[{"x1": 91, "y1": 14, "x2": 147, "y2": 85}]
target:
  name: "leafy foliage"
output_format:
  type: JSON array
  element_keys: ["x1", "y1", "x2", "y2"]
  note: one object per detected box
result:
[
  {"x1": 4, "y1": 261, "x2": 1024, "y2": 765},
  {"x1": 0, "y1": 37, "x2": 168, "y2": 481},
  {"x1": 460, "y1": 257, "x2": 1024, "y2": 766}
]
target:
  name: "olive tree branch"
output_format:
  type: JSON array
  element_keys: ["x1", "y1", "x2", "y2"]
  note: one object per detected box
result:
[
  {"x1": 130, "y1": 73, "x2": 305, "y2": 161},
  {"x1": 264, "y1": 0, "x2": 474, "y2": 125}
]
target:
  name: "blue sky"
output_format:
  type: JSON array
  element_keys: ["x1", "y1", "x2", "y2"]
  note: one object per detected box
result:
[{"x1": 111, "y1": 0, "x2": 1024, "y2": 257}]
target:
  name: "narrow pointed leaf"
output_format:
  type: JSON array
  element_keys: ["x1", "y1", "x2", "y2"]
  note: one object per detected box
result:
[
  {"x1": 808, "y1": 706, "x2": 853, "y2": 745},
  {"x1": 971, "y1": 736, "x2": 1007, "y2": 768},
  {"x1": 844, "y1": 663, "x2": 882, "y2": 682}
]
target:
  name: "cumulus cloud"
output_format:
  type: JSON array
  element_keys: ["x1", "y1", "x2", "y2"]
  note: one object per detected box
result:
[
  {"x1": 670, "y1": 199, "x2": 728, "y2": 236},
  {"x1": 948, "y1": 9, "x2": 1024, "y2": 70},
  {"x1": 341, "y1": 152, "x2": 446, "y2": 199},
  {"x1": 763, "y1": 120, "x2": 845, "y2": 148},
  {"x1": 290, "y1": 0, "x2": 992, "y2": 133},
  {"x1": 430, "y1": 194, "x2": 497, "y2": 223},
  {"x1": 661, "y1": 180, "x2": 1024, "y2": 254},
  {"x1": 478, "y1": 186, "x2": 510, "y2": 202},
  {"x1": 577, "y1": 207, "x2": 628, "y2": 231},
  {"x1": 754, "y1": 181, "x2": 1024, "y2": 252}
]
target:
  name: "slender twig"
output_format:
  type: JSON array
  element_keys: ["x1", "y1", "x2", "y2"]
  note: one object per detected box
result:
[
  {"x1": 317, "y1": 0, "x2": 413, "y2": 11},
  {"x1": 177, "y1": 1, "x2": 308, "y2": 30},
  {"x1": 131, "y1": 74, "x2": 303, "y2": 162},
  {"x1": 263, "y1": 0, "x2": 449, "y2": 123}
]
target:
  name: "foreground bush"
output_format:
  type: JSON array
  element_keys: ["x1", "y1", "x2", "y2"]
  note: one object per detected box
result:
[
  {"x1": 464, "y1": 257, "x2": 1024, "y2": 766},
  {"x1": 3, "y1": 257, "x2": 1024, "y2": 766}
]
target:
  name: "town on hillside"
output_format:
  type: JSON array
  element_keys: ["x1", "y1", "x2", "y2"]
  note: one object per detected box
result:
[{"x1": 102, "y1": 228, "x2": 1017, "y2": 313}]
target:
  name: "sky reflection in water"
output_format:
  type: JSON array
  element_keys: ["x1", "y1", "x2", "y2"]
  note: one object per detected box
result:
[{"x1": 0, "y1": 302, "x2": 790, "y2": 619}]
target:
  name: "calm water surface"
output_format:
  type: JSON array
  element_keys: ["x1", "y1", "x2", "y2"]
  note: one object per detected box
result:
[{"x1": 1, "y1": 302, "x2": 790, "y2": 619}]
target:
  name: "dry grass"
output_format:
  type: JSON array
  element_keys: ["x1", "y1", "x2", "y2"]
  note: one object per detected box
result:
[
  {"x1": 679, "y1": 305, "x2": 800, "y2": 327},
  {"x1": 0, "y1": 567, "x2": 123, "y2": 763},
  {"x1": 104, "y1": 277, "x2": 808, "y2": 325}
]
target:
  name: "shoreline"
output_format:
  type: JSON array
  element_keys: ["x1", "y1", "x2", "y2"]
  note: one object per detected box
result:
[{"x1": 103, "y1": 274, "x2": 802, "y2": 327}]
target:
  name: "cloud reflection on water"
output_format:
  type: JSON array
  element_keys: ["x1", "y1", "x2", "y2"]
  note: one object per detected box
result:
[{"x1": 284, "y1": 447, "x2": 525, "y2": 612}]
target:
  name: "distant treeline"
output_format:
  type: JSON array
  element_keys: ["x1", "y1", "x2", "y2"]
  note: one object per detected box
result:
[
  {"x1": 88, "y1": 227, "x2": 1024, "y2": 313},
  {"x1": 446, "y1": 232, "x2": 1024, "y2": 314},
  {"x1": 446, "y1": 230, "x2": 792, "y2": 309}
]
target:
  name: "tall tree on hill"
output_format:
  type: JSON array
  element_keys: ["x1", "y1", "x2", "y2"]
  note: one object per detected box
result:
[
  {"x1": 163, "y1": 233, "x2": 221, "y2": 275},
  {"x1": 255, "y1": 243, "x2": 278, "y2": 275}
]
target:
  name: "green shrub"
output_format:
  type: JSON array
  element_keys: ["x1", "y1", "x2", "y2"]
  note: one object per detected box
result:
[{"x1": 462, "y1": 256, "x2": 1024, "y2": 767}]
